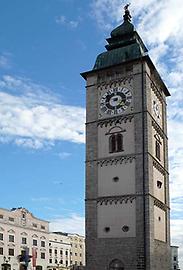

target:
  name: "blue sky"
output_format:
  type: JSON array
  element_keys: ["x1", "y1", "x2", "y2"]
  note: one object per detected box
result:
[{"x1": 1, "y1": 0, "x2": 183, "y2": 267}]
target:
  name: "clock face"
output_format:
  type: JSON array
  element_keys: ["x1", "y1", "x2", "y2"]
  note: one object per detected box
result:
[
  {"x1": 100, "y1": 87, "x2": 132, "y2": 116},
  {"x1": 153, "y1": 100, "x2": 160, "y2": 120}
]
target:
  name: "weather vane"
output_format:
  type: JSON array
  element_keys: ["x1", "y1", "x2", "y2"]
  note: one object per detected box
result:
[
  {"x1": 123, "y1": 3, "x2": 131, "y2": 21},
  {"x1": 124, "y1": 3, "x2": 131, "y2": 11}
]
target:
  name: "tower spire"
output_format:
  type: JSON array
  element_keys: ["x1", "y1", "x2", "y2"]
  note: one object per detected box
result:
[{"x1": 123, "y1": 3, "x2": 132, "y2": 22}]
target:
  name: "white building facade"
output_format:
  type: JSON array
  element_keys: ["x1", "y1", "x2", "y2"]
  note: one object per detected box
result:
[
  {"x1": 0, "y1": 208, "x2": 85, "y2": 270},
  {"x1": 171, "y1": 246, "x2": 180, "y2": 270},
  {"x1": 48, "y1": 232, "x2": 71, "y2": 270},
  {"x1": 0, "y1": 207, "x2": 49, "y2": 270},
  {"x1": 67, "y1": 234, "x2": 85, "y2": 268}
]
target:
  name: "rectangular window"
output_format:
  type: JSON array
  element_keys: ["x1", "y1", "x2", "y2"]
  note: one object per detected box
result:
[
  {"x1": 154, "y1": 135, "x2": 161, "y2": 161},
  {"x1": 49, "y1": 249, "x2": 52, "y2": 254},
  {"x1": 41, "y1": 252, "x2": 45, "y2": 259},
  {"x1": 49, "y1": 259, "x2": 52, "y2": 264},
  {"x1": 33, "y1": 239, "x2": 37, "y2": 246},
  {"x1": 54, "y1": 249, "x2": 57, "y2": 255},
  {"x1": 0, "y1": 215, "x2": 3, "y2": 219},
  {"x1": 33, "y1": 223, "x2": 37, "y2": 228},
  {"x1": 41, "y1": 225, "x2": 45, "y2": 230},
  {"x1": 0, "y1": 233, "x2": 3, "y2": 241},
  {"x1": 22, "y1": 237, "x2": 27, "y2": 244},
  {"x1": 60, "y1": 250, "x2": 63, "y2": 255},
  {"x1": 9, "y1": 248, "x2": 14, "y2": 256},
  {"x1": 75, "y1": 253, "x2": 77, "y2": 256},
  {"x1": 0, "y1": 247, "x2": 3, "y2": 255},
  {"x1": 66, "y1": 261, "x2": 68, "y2": 266},
  {"x1": 9, "y1": 235, "x2": 14, "y2": 242},
  {"x1": 65, "y1": 250, "x2": 68, "y2": 256},
  {"x1": 174, "y1": 256, "x2": 177, "y2": 261},
  {"x1": 155, "y1": 142, "x2": 161, "y2": 160},
  {"x1": 9, "y1": 217, "x2": 14, "y2": 222},
  {"x1": 41, "y1": 241, "x2": 45, "y2": 247}
]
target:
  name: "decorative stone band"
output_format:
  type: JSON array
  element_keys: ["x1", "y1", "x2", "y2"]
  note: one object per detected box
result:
[
  {"x1": 97, "y1": 75, "x2": 133, "y2": 90},
  {"x1": 154, "y1": 198, "x2": 168, "y2": 211},
  {"x1": 97, "y1": 155, "x2": 135, "y2": 167},
  {"x1": 97, "y1": 114, "x2": 134, "y2": 128},
  {"x1": 153, "y1": 159, "x2": 166, "y2": 175},
  {"x1": 97, "y1": 195, "x2": 136, "y2": 206},
  {"x1": 150, "y1": 82, "x2": 165, "y2": 103},
  {"x1": 7, "y1": 243, "x2": 15, "y2": 247},
  {"x1": 152, "y1": 119, "x2": 167, "y2": 139},
  {"x1": 40, "y1": 248, "x2": 46, "y2": 252}
]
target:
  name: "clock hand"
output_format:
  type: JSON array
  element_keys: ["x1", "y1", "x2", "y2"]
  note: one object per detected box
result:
[{"x1": 119, "y1": 98, "x2": 126, "y2": 106}]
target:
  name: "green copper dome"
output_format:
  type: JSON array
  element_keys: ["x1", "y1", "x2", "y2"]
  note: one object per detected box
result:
[
  {"x1": 81, "y1": 5, "x2": 170, "y2": 98},
  {"x1": 93, "y1": 6, "x2": 148, "y2": 70},
  {"x1": 111, "y1": 21, "x2": 134, "y2": 37}
]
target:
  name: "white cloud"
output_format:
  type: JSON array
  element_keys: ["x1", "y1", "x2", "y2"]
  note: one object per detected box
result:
[
  {"x1": 56, "y1": 15, "x2": 66, "y2": 24},
  {"x1": 58, "y1": 152, "x2": 72, "y2": 159},
  {"x1": 56, "y1": 15, "x2": 79, "y2": 28},
  {"x1": 50, "y1": 214, "x2": 85, "y2": 235},
  {"x1": 136, "y1": 1, "x2": 183, "y2": 45},
  {"x1": 0, "y1": 75, "x2": 85, "y2": 149},
  {"x1": 90, "y1": 0, "x2": 122, "y2": 30},
  {"x1": 0, "y1": 53, "x2": 11, "y2": 69},
  {"x1": 91, "y1": 0, "x2": 183, "y2": 42}
]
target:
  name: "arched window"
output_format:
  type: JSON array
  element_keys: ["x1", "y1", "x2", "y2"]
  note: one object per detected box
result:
[
  {"x1": 109, "y1": 259, "x2": 124, "y2": 270},
  {"x1": 109, "y1": 133, "x2": 123, "y2": 153}
]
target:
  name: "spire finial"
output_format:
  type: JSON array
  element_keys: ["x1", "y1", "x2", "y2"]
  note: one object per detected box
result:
[{"x1": 123, "y1": 3, "x2": 132, "y2": 22}]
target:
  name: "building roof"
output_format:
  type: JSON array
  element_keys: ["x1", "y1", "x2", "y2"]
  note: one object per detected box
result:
[
  {"x1": 93, "y1": 7, "x2": 147, "y2": 71},
  {"x1": 81, "y1": 6, "x2": 170, "y2": 97},
  {"x1": 0, "y1": 207, "x2": 49, "y2": 223}
]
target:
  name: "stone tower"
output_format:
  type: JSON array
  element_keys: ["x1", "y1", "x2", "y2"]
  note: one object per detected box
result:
[{"x1": 81, "y1": 6, "x2": 171, "y2": 270}]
